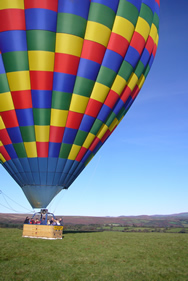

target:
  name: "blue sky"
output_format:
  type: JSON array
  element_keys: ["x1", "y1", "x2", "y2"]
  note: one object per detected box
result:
[{"x1": 0, "y1": 0, "x2": 188, "y2": 216}]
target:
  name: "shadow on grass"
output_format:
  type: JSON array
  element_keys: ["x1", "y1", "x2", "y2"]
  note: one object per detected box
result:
[{"x1": 63, "y1": 230, "x2": 103, "y2": 234}]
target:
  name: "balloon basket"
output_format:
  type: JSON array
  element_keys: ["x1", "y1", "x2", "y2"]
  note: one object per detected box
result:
[
  {"x1": 22, "y1": 224, "x2": 63, "y2": 240},
  {"x1": 22, "y1": 209, "x2": 63, "y2": 239}
]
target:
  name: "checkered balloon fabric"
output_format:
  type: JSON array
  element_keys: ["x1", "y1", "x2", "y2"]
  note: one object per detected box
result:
[{"x1": 0, "y1": 0, "x2": 160, "y2": 208}]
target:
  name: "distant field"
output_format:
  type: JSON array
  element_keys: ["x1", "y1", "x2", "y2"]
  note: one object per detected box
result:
[
  {"x1": 0, "y1": 228, "x2": 188, "y2": 281},
  {"x1": 1, "y1": 213, "x2": 188, "y2": 228}
]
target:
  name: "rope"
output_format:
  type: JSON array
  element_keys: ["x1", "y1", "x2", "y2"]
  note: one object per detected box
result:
[
  {"x1": 0, "y1": 202, "x2": 19, "y2": 212},
  {"x1": 1, "y1": 192, "x2": 18, "y2": 212},
  {"x1": 49, "y1": 189, "x2": 67, "y2": 214},
  {"x1": 0, "y1": 190, "x2": 34, "y2": 213}
]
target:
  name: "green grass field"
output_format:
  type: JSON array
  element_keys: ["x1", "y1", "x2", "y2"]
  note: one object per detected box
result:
[{"x1": 0, "y1": 228, "x2": 188, "y2": 281}]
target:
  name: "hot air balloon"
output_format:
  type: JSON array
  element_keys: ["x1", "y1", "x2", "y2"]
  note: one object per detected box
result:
[{"x1": 0, "y1": 0, "x2": 160, "y2": 210}]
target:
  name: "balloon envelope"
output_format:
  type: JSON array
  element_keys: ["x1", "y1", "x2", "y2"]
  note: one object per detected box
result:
[{"x1": 0, "y1": 0, "x2": 160, "y2": 208}]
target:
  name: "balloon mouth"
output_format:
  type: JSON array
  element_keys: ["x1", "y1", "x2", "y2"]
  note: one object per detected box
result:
[{"x1": 21, "y1": 185, "x2": 65, "y2": 209}]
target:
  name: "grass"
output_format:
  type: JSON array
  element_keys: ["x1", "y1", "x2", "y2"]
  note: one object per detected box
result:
[
  {"x1": 0, "y1": 228, "x2": 188, "y2": 281},
  {"x1": 95, "y1": 225, "x2": 188, "y2": 233}
]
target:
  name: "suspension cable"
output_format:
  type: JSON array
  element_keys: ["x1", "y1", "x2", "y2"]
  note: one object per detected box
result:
[
  {"x1": 1, "y1": 192, "x2": 18, "y2": 212},
  {"x1": 0, "y1": 202, "x2": 19, "y2": 212},
  {"x1": 0, "y1": 190, "x2": 34, "y2": 213},
  {"x1": 49, "y1": 189, "x2": 67, "y2": 214}
]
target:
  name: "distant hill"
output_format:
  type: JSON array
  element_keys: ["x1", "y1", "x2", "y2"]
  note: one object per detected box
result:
[
  {"x1": 118, "y1": 212, "x2": 188, "y2": 219},
  {"x1": 0, "y1": 212, "x2": 188, "y2": 228},
  {"x1": 152, "y1": 212, "x2": 188, "y2": 218}
]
